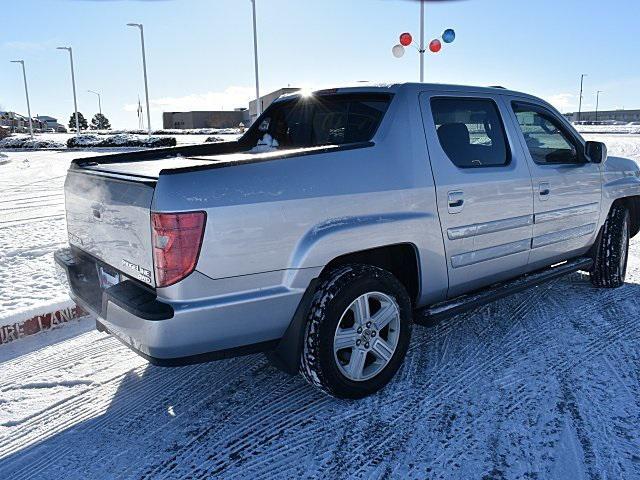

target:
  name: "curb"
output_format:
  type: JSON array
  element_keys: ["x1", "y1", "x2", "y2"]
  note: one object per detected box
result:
[{"x1": 0, "y1": 304, "x2": 88, "y2": 346}]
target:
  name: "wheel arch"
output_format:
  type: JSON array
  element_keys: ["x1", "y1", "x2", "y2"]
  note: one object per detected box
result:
[
  {"x1": 268, "y1": 243, "x2": 421, "y2": 376},
  {"x1": 319, "y1": 243, "x2": 421, "y2": 305},
  {"x1": 613, "y1": 195, "x2": 640, "y2": 237}
]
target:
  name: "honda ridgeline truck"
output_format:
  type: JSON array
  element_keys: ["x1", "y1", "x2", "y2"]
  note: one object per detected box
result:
[{"x1": 55, "y1": 84, "x2": 640, "y2": 398}]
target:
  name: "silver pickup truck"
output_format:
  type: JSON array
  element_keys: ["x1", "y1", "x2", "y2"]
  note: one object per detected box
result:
[{"x1": 55, "y1": 83, "x2": 640, "y2": 398}]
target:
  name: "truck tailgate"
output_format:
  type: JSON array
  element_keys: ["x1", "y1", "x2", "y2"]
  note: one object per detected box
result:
[{"x1": 65, "y1": 170, "x2": 156, "y2": 286}]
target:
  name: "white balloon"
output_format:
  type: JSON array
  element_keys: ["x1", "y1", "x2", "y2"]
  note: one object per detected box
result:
[{"x1": 392, "y1": 44, "x2": 405, "y2": 58}]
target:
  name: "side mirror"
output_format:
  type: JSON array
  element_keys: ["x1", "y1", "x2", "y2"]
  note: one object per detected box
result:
[{"x1": 585, "y1": 141, "x2": 607, "y2": 164}]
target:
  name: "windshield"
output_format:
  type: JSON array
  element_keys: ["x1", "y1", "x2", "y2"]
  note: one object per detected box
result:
[{"x1": 246, "y1": 93, "x2": 392, "y2": 152}]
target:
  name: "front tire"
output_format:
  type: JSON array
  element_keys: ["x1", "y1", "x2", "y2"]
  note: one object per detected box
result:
[
  {"x1": 300, "y1": 264, "x2": 412, "y2": 399},
  {"x1": 591, "y1": 203, "x2": 630, "y2": 288}
]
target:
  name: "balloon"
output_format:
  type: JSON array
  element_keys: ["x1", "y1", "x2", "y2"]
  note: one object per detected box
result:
[
  {"x1": 400, "y1": 32, "x2": 413, "y2": 47},
  {"x1": 392, "y1": 44, "x2": 405, "y2": 58},
  {"x1": 429, "y1": 39, "x2": 442, "y2": 53},
  {"x1": 442, "y1": 29, "x2": 456, "y2": 43}
]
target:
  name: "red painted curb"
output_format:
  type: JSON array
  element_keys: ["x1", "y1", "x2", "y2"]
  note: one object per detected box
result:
[{"x1": 0, "y1": 304, "x2": 88, "y2": 345}]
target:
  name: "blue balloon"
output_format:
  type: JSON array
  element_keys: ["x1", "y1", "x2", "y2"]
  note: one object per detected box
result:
[{"x1": 442, "y1": 29, "x2": 456, "y2": 43}]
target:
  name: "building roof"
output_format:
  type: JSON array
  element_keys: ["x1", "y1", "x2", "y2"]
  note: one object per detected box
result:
[{"x1": 0, "y1": 111, "x2": 28, "y2": 119}]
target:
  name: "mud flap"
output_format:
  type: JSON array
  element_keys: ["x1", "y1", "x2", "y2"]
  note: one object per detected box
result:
[{"x1": 265, "y1": 278, "x2": 319, "y2": 375}]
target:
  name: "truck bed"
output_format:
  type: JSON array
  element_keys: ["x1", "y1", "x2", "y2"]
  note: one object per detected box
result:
[{"x1": 71, "y1": 141, "x2": 369, "y2": 180}]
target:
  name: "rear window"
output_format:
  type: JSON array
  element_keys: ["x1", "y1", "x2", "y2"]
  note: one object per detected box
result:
[
  {"x1": 248, "y1": 93, "x2": 392, "y2": 151},
  {"x1": 431, "y1": 97, "x2": 510, "y2": 168}
]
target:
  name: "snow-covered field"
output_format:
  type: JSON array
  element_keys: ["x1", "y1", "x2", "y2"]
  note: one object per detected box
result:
[
  {"x1": 1, "y1": 132, "x2": 240, "y2": 149},
  {"x1": 0, "y1": 134, "x2": 640, "y2": 479},
  {"x1": 575, "y1": 124, "x2": 640, "y2": 135}
]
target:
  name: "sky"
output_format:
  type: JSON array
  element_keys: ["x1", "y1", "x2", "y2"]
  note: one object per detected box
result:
[{"x1": 1, "y1": 0, "x2": 639, "y2": 129}]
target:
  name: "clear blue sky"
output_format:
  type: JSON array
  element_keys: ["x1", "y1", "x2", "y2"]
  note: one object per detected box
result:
[{"x1": 1, "y1": 0, "x2": 638, "y2": 128}]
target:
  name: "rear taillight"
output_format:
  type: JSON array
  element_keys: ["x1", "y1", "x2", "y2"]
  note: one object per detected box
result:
[{"x1": 151, "y1": 211, "x2": 206, "y2": 288}]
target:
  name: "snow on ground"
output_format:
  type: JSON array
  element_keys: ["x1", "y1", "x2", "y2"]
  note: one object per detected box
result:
[
  {"x1": 583, "y1": 134, "x2": 640, "y2": 160},
  {"x1": 0, "y1": 243, "x2": 639, "y2": 479},
  {"x1": 575, "y1": 124, "x2": 640, "y2": 135},
  {"x1": 0, "y1": 134, "x2": 639, "y2": 478}
]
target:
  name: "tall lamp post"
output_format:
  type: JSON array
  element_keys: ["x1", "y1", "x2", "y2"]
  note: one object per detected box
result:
[
  {"x1": 57, "y1": 46, "x2": 80, "y2": 136},
  {"x1": 127, "y1": 23, "x2": 152, "y2": 136},
  {"x1": 88, "y1": 90, "x2": 102, "y2": 115},
  {"x1": 250, "y1": 0, "x2": 261, "y2": 118},
  {"x1": 577, "y1": 73, "x2": 587, "y2": 123},
  {"x1": 10, "y1": 60, "x2": 34, "y2": 140},
  {"x1": 419, "y1": 0, "x2": 425, "y2": 82},
  {"x1": 595, "y1": 90, "x2": 603, "y2": 123}
]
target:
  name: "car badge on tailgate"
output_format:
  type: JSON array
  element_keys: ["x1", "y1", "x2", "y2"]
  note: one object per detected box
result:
[{"x1": 121, "y1": 259, "x2": 153, "y2": 284}]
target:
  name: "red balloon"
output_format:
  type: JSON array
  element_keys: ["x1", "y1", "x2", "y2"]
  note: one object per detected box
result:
[
  {"x1": 400, "y1": 32, "x2": 413, "y2": 47},
  {"x1": 429, "y1": 39, "x2": 442, "y2": 53}
]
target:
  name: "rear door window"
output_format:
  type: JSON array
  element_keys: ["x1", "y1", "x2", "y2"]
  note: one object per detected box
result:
[{"x1": 431, "y1": 97, "x2": 510, "y2": 168}]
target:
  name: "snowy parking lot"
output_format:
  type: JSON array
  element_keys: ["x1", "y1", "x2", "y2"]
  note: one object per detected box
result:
[{"x1": 1, "y1": 135, "x2": 640, "y2": 479}]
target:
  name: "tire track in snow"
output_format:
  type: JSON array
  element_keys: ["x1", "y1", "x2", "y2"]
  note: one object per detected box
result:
[
  {"x1": 0, "y1": 213, "x2": 65, "y2": 227},
  {"x1": 8, "y1": 358, "x2": 258, "y2": 480},
  {"x1": 192, "y1": 389, "x2": 332, "y2": 479},
  {"x1": 138, "y1": 365, "x2": 318, "y2": 479},
  {"x1": 178, "y1": 277, "x2": 558, "y2": 479},
  {"x1": 338, "y1": 275, "x2": 639, "y2": 479},
  {"x1": 233, "y1": 289, "x2": 544, "y2": 479},
  {"x1": 0, "y1": 334, "x2": 126, "y2": 391},
  {"x1": 0, "y1": 364, "x2": 146, "y2": 457},
  {"x1": 0, "y1": 203, "x2": 63, "y2": 213},
  {"x1": 3, "y1": 353, "x2": 261, "y2": 480},
  {"x1": 0, "y1": 192, "x2": 63, "y2": 205},
  {"x1": 142, "y1": 298, "x2": 532, "y2": 478}
]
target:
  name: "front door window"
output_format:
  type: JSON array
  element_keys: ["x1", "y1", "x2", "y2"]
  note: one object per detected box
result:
[{"x1": 512, "y1": 103, "x2": 582, "y2": 165}]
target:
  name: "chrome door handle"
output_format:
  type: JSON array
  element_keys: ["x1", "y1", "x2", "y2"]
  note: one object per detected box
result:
[{"x1": 448, "y1": 191, "x2": 464, "y2": 213}]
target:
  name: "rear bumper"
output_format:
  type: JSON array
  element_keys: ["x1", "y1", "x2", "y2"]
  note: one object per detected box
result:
[
  {"x1": 54, "y1": 248, "x2": 173, "y2": 321},
  {"x1": 54, "y1": 247, "x2": 301, "y2": 365}
]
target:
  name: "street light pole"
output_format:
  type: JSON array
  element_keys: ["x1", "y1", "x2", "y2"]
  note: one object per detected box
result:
[
  {"x1": 250, "y1": 0, "x2": 261, "y2": 118},
  {"x1": 127, "y1": 23, "x2": 152, "y2": 136},
  {"x1": 595, "y1": 90, "x2": 603, "y2": 123},
  {"x1": 57, "y1": 47, "x2": 80, "y2": 136},
  {"x1": 10, "y1": 60, "x2": 34, "y2": 140},
  {"x1": 88, "y1": 90, "x2": 102, "y2": 115},
  {"x1": 577, "y1": 73, "x2": 587, "y2": 123},
  {"x1": 419, "y1": 0, "x2": 425, "y2": 82}
]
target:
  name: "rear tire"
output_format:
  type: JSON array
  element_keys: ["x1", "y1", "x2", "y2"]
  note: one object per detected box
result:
[
  {"x1": 300, "y1": 264, "x2": 412, "y2": 399},
  {"x1": 590, "y1": 203, "x2": 630, "y2": 288}
]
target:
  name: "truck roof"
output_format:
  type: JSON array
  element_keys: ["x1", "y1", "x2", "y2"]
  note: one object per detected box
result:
[{"x1": 276, "y1": 82, "x2": 543, "y2": 104}]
